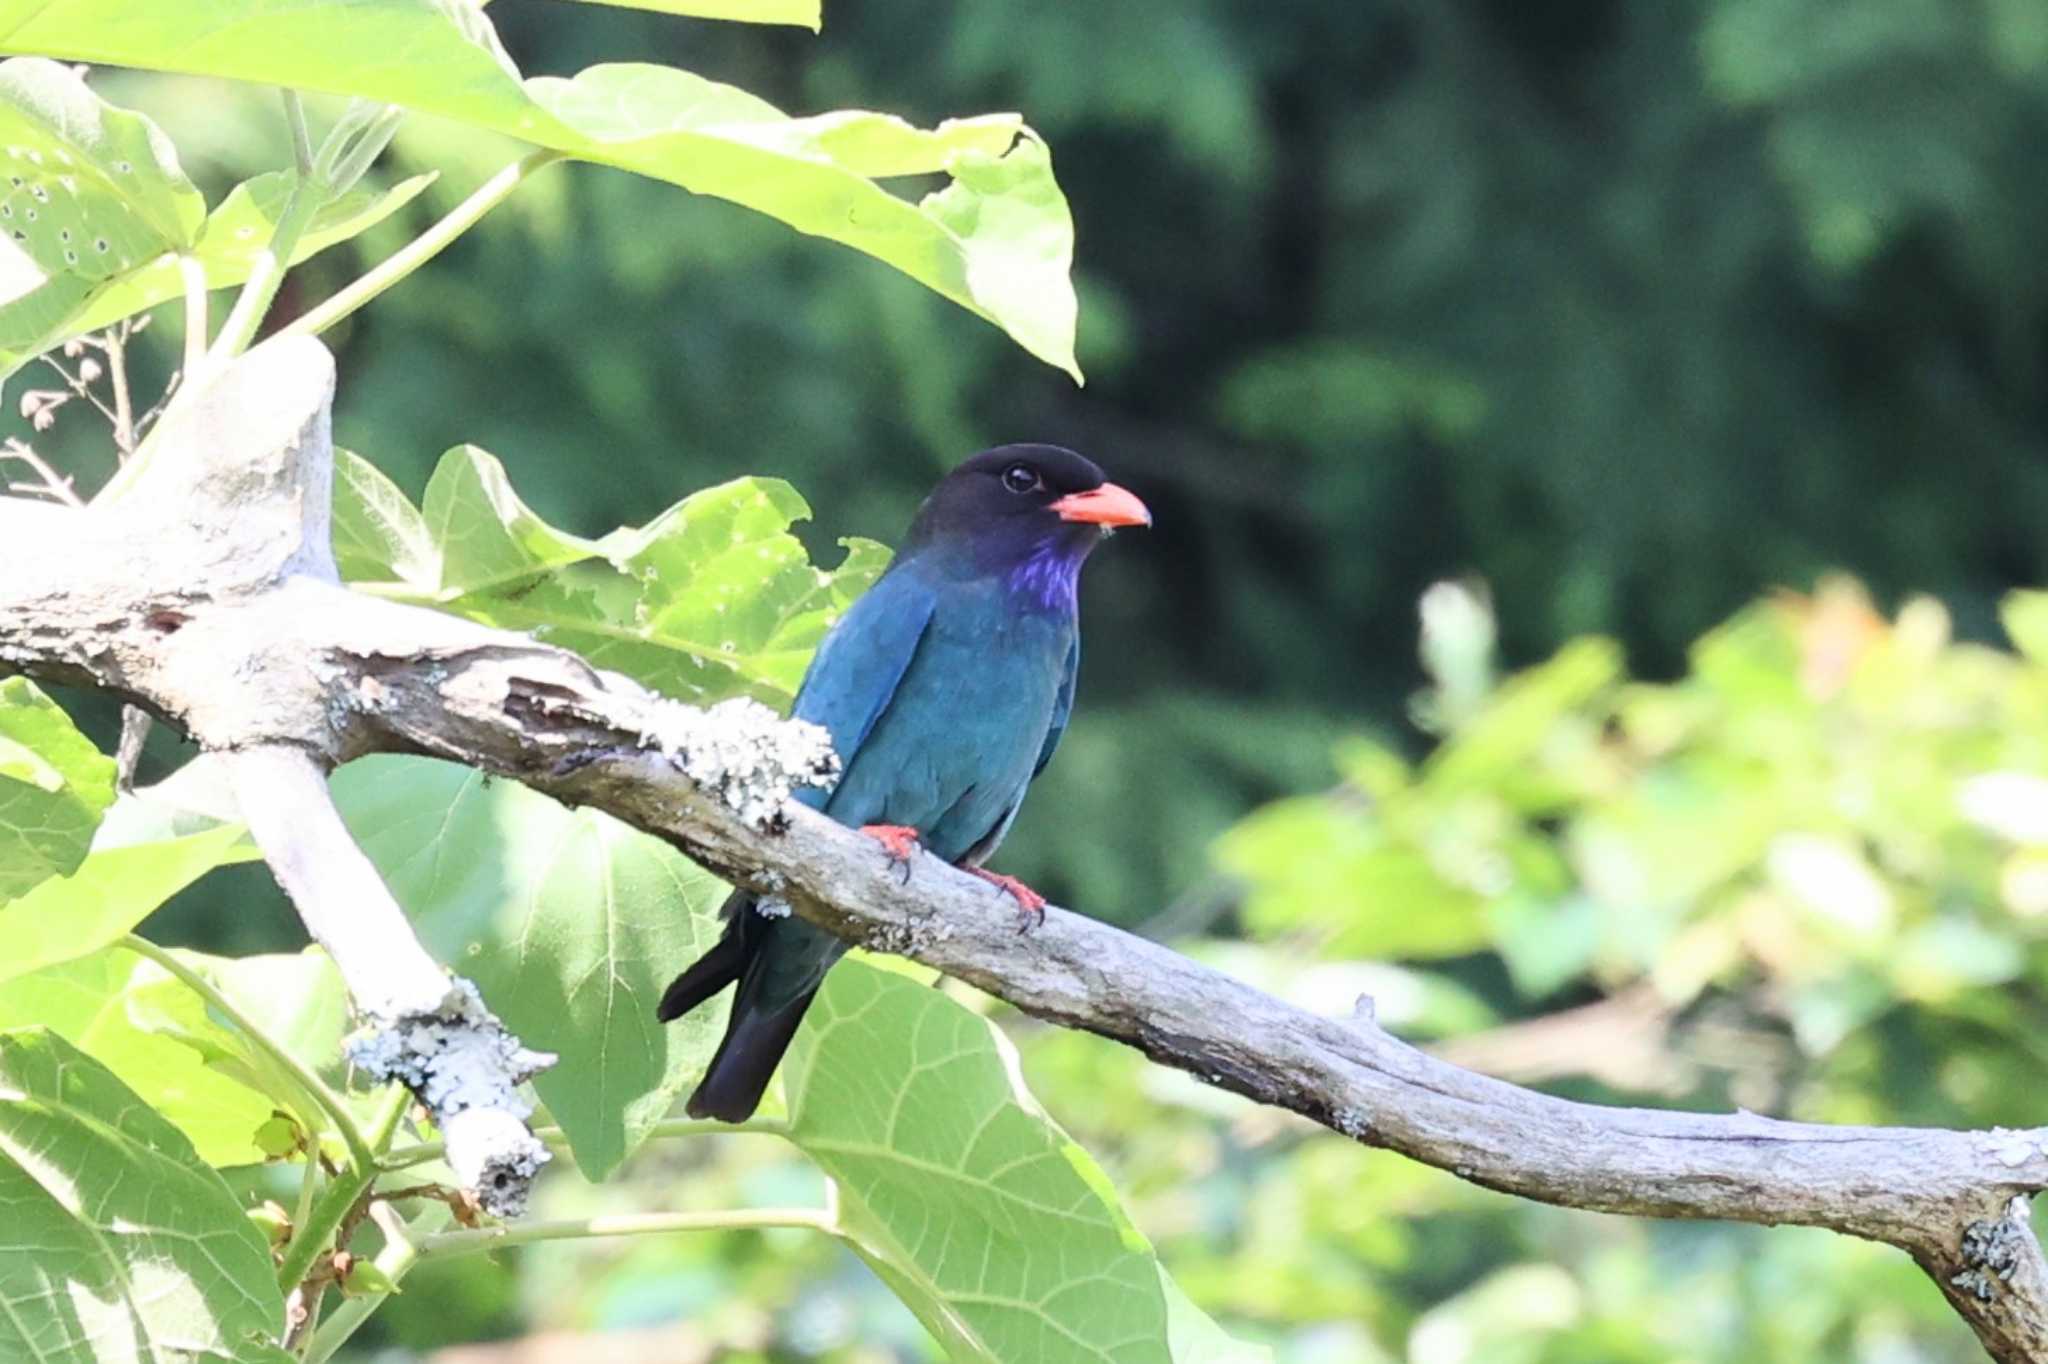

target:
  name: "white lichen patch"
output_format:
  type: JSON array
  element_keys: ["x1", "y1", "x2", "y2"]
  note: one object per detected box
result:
[
  {"x1": 1975, "y1": 1126, "x2": 2047, "y2": 1169},
  {"x1": 635, "y1": 695, "x2": 839, "y2": 830},
  {"x1": 345, "y1": 978, "x2": 557, "y2": 1217}
]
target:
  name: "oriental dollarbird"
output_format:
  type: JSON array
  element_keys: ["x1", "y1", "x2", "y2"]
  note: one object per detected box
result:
[{"x1": 656, "y1": 445, "x2": 1151, "y2": 1121}]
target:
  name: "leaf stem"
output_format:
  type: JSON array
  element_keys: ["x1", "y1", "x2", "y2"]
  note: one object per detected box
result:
[
  {"x1": 177, "y1": 254, "x2": 207, "y2": 376},
  {"x1": 274, "y1": 1086, "x2": 414, "y2": 1304},
  {"x1": 105, "y1": 326, "x2": 134, "y2": 456},
  {"x1": 418, "y1": 1206, "x2": 836, "y2": 1260},
  {"x1": 282, "y1": 148, "x2": 564, "y2": 340},
  {"x1": 286, "y1": 88, "x2": 315, "y2": 176},
  {"x1": 302, "y1": 1203, "x2": 447, "y2": 1364},
  {"x1": 201, "y1": 90, "x2": 325, "y2": 371},
  {"x1": 117, "y1": 934, "x2": 376, "y2": 1173}
]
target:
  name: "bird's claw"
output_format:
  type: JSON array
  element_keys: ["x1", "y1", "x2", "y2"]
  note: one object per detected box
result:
[
  {"x1": 859, "y1": 824, "x2": 922, "y2": 884},
  {"x1": 966, "y1": 869, "x2": 1048, "y2": 933}
]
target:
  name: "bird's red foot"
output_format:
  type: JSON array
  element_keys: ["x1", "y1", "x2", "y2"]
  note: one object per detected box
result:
[
  {"x1": 966, "y1": 868, "x2": 1048, "y2": 932},
  {"x1": 859, "y1": 824, "x2": 921, "y2": 883}
]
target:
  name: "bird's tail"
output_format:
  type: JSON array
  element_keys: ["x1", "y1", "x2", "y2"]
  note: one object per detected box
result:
[{"x1": 656, "y1": 891, "x2": 830, "y2": 1123}]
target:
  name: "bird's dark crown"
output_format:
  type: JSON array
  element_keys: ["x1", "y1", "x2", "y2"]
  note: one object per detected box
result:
[{"x1": 898, "y1": 444, "x2": 1110, "y2": 559}]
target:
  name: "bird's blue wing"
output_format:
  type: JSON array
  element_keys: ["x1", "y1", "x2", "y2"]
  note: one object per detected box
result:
[
  {"x1": 789, "y1": 567, "x2": 936, "y2": 811},
  {"x1": 1032, "y1": 636, "x2": 1079, "y2": 779}
]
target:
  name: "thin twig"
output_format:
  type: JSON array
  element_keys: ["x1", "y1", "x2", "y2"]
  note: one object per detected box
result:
[
  {"x1": 105, "y1": 323, "x2": 135, "y2": 456},
  {"x1": 179, "y1": 253, "x2": 208, "y2": 375},
  {"x1": 0, "y1": 438, "x2": 83, "y2": 507},
  {"x1": 39, "y1": 353, "x2": 122, "y2": 429}
]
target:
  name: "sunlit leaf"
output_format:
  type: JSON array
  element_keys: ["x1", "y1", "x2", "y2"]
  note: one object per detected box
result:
[
  {"x1": 0, "y1": 3, "x2": 1082, "y2": 377},
  {"x1": 1, "y1": 167, "x2": 437, "y2": 372},
  {"x1": 331, "y1": 447, "x2": 437, "y2": 587},
  {"x1": 0, "y1": 1028, "x2": 292, "y2": 1361},
  {"x1": 785, "y1": 959, "x2": 1251, "y2": 1363},
  {"x1": 333, "y1": 445, "x2": 890, "y2": 706},
  {"x1": 0, "y1": 798, "x2": 255, "y2": 985},
  {"x1": 527, "y1": 0, "x2": 819, "y2": 29},
  {"x1": 0, "y1": 948, "x2": 297, "y2": 1166},
  {"x1": 0, "y1": 676, "x2": 115, "y2": 900},
  {"x1": 0, "y1": 57, "x2": 201, "y2": 358}
]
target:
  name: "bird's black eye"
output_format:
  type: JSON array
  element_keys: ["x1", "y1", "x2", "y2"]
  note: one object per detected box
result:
[{"x1": 1001, "y1": 463, "x2": 1042, "y2": 495}]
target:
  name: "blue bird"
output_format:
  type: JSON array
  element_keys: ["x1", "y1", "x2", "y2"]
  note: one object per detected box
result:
[{"x1": 656, "y1": 445, "x2": 1150, "y2": 1121}]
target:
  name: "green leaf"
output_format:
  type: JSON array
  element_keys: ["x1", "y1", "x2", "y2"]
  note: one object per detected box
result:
[
  {"x1": 331, "y1": 447, "x2": 437, "y2": 587},
  {"x1": 422, "y1": 443, "x2": 603, "y2": 593},
  {"x1": 0, "y1": 57, "x2": 202, "y2": 358},
  {"x1": 1161, "y1": 1268, "x2": 1273, "y2": 1363},
  {"x1": 124, "y1": 947, "x2": 354, "y2": 1143},
  {"x1": 0, "y1": 5, "x2": 1082, "y2": 378},
  {"x1": 1422, "y1": 637, "x2": 1622, "y2": 800},
  {"x1": 3, "y1": 167, "x2": 436, "y2": 373},
  {"x1": 1214, "y1": 796, "x2": 1491, "y2": 960},
  {"x1": 332, "y1": 754, "x2": 730, "y2": 1179},
  {"x1": 532, "y1": 0, "x2": 820, "y2": 31},
  {"x1": 2002, "y1": 590, "x2": 2048, "y2": 667},
  {"x1": 337, "y1": 446, "x2": 890, "y2": 706},
  {"x1": 0, "y1": 1028, "x2": 292, "y2": 1362},
  {"x1": 786, "y1": 959, "x2": 1233, "y2": 1364},
  {"x1": 0, "y1": 948, "x2": 290, "y2": 1166},
  {"x1": 0, "y1": 795, "x2": 256, "y2": 985},
  {"x1": 0, "y1": 676, "x2": 115, "y2": 900}
]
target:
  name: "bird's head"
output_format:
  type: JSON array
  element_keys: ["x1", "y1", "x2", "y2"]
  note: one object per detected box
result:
[{"x1": 900, "y1": 445, "x2": 1151, "y2": 583}]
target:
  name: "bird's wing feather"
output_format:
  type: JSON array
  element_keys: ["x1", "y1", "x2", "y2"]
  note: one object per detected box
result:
[
  {"x1": 960, "y1": 634, "x2": 1081, "y2": 866},
  {"x1": 789, "y1": 567, "x2": 937, "y2": 808},
  {"x1": 1032, "y1": 635, "x2": 1080, "y2": 779}
]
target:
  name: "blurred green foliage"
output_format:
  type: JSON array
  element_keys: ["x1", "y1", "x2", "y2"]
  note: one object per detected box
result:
[{"x1": 10, "y1": 0, "x2": 2048, "y2": 1359}]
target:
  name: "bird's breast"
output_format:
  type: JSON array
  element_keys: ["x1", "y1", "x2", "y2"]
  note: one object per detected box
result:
[{"x1": 823, "y1": 583, "x2": 1074, "y2": 861}]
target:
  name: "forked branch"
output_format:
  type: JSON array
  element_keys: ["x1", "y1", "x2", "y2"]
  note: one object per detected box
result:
[{"x1": 0, "y1": 338, "x2": 2042, "y2": 1359}]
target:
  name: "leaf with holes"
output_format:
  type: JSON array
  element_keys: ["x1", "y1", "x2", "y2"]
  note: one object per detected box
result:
[
  {"x1": 332, "y1": 445, "x2": 891, "y2": 706},
  {"x1": 0, "y1": 677, "x2": 116, "y2": 901},
  {"x1": 0, "y1": 1028, "x2": 292, "y2": 1362},
  {"x1": 0, "y1": 167, "x2": 438, "y2": 375},
  {"x1": 0, "y1": 3, "x2": 1081, "y2": 378},
  {"x1": 332, "y1": 754, "x2": 731, "y2": 1179},
  {"x1": 0, "y1": 57, "x2": 202, "y2": 359},
  {"x1": 783, "y1": 959, "x2": 1259, "y2": 1363}
]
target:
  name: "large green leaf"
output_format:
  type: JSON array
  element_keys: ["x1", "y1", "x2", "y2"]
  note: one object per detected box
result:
[
  {"x1": 0, "y1": 676, "x2": 115, "y2": 900},
  {"x1": 528, "y1": 0, "x2": 820, "y2": 29},
  {"x1": 333, "y1": 445, "x2": 890, "y2": 706},
  {"x1": 0, "y1": 3, "x2": 1082, "y2": 377},
  {"x1": 332, "y1": 754, "x2": 729, "y2": 1180},
  {"x1": 0, "y1": 57, "x2": 201, "y2": 357},
  {"x1": 330, "y1": 447, "x2": 436, "y2": 586},
  {"x1": 786, "y1": 960, "x2": 1205, "y2": 1364},
  {"x1": 0, "y1": 1028, "x2": 291, "y2": 1362},
  {"x1": 0, "y1": 792, "x2": 257, "y2": 985},
  {"x1": 0, "y1": 947, "x2": 306, "y2": 1167}
]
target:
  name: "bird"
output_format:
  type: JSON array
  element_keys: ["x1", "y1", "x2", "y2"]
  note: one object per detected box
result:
[{"x1": 655, "y1": 444, "x2": 1150, "y2": 1122}]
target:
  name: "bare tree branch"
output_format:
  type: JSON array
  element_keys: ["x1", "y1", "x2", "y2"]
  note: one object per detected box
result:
[{"x1": 2, "y1": 336, "x2": 2045, "y2": 1358}]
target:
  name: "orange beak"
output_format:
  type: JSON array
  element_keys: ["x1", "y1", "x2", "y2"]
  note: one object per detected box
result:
[{"x1": 1051, "y1": 481, "x2": 1151, "y2": 528}]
